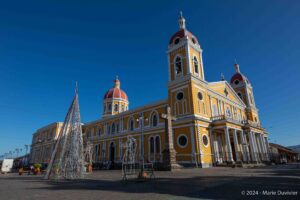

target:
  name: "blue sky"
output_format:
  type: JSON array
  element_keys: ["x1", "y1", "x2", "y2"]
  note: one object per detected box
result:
[{"x1": 0, "y1": 0, "x2": 299, "y2": 156}]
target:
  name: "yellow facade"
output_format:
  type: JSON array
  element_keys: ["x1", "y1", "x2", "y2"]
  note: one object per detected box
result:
[
  {"x1": 30, "y1": 122, "x2": 63, "y2": 164},
  {"x1": 31, "y1": 14, "x2": 270, "y2": 168}
]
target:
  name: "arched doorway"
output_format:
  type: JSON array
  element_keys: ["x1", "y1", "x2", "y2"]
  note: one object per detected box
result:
[{"x1": 109, "y1": 142, "x2": 115, "y2": 162}]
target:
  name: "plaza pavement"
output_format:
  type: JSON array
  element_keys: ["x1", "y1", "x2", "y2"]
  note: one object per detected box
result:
[{"x1": 0, "y1": 164, "x2": 299, "y2": 200}]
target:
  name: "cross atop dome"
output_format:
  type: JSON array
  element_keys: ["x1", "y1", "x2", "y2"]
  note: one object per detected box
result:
[
  {"x1": 178, "y1": 11, "x2": 186, "y2": 29},
  {"x1": 114, "y1": 75, "x2": 120, "y2": 88},
  {"x1": 221, "y1": 73, "x2": 225, "y2": 81},
  {"x1": 234, "y1": 59, "x2": 240, "y2": 73}
]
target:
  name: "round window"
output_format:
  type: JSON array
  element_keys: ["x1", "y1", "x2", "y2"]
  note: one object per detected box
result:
[
  {"x1": 198, "y1": 92, "x2": 203, "y2": 100},
  {"x1": 203, "y1": 135, "x2": 209, "y2": 147},
  {"x1": 176, "y1": 92, "x2": 184, "y2": 101},
  {"x1": 174, "y1": 38, "x2": 180, "y2": 44},
  {"x1": 234, "y1": 80, "x2": 239, "y2": 85},
  {"x1": 178, "y1": 135, "x2": 188, "y2": 147}
]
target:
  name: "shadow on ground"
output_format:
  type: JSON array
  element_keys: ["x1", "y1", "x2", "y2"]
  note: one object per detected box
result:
[
  {"x1": 2, "y1": 167, "x2": 300, "y2": 200},
  {"x1": 26, "y1": 170, "x2": 300, "y2": 199}
]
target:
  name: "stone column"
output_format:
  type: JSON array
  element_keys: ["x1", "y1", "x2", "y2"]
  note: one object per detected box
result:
[
  {"x1": 233, "y1": 129, "x2": 240, "y2": 162},
  {"x1": 190, "y1": 126, "x2": 196, "y2": 163},
  {"x1": 260, "y1": 134, "x2": 269, "y2": 161},
  {"x1": 254, "y1": 133, "x2": 263, "y2": 161},
  {"x1": 224, "y1": 127, "x2": 234, "y2": 163},
  {"x1": 248, "y1": 132, "x2": 257, "y2": 162},
  {"x1": 209, "y1": 127, "x2": 216, "y2": 164},
  {"x1": 264, "y1": 136, "x2": 270, "y2": 160},
  {"x1": 240, "y1": 130, "x2": 248, "y2": 162},
  {"x1": 258, "y1": 134, "x2": 265, "y2": 161},
  {"x1": 139, "y1": 135, "x2": 142, "y2": 161}
]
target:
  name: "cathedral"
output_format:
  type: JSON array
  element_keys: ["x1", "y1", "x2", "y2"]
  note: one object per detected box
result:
[{"x1": 30, "y1": 14, "x2": 270, "y2": 168}]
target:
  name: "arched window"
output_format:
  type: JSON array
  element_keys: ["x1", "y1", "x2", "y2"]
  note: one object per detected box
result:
[
  {"x1": 150, "y1": 137, "x2": 154, "y2": 153},
  {"x1": 111, "y1": 123, "x2": 115, "y2": 134},
  {"x1": 175, "y1": 56, "x2": 182, "y2": 75},
  {"x1": 108, "y1": 103, "x2": 112, "y2": 111},
  {"x1": 111, "y1": 123, "x2": 116, "y2": 134},
  {"x1": 212, "y1": 105, "x2": 218, "y2": 116},
  {"x1": 226, "y1": 107, "x2": 231, "y2": 118},
  {"x1": 108, "y1": 125, "x2": 111, "y2": 134},
  {"x1": 129, "y1": 119, "x2": 134, "y2": 131},
  {"x1": 114, "y1": 104, "x2": 118, "y2": 112},
  {"x1": 193, "y1": 56, "x2": 199, "y2": 74},
  {"x1": 237, "y1": 92, "x2": 243, "y2": 100},
  {"x1": 237, "y1": 113, "x2": 241, "y2": 122},
  {"x1": 98, "y1": 127, "x2": 101, "y2": 136},
  {"x1": 116, "y1": 123, "x2": 119, "y2": 133},
  {"x1": 151, "y1": 113, "x2": 158, "y2": 127},
  {"x1": 155, "y1": 136, "x2": 160, "y2": 154},
  {"x1": 121, "y1": 105, "x2": 125, "y2": 112}
]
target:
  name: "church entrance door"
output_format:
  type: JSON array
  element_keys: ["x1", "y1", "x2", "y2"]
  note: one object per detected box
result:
[{"x1": 109, "y1": 142, "x2": 115, "y2": 162}]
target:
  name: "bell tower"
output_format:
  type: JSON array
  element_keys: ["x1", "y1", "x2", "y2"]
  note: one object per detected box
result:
[
  {"x1": 167, "y1": 12, "x2": 206, "y2": 117},
  {"x1": 230, "y1": 63, "x2": 260, "y2": 123},
  {"x1": 167, "y1": 12, "x2": 205, "y2": 83}
]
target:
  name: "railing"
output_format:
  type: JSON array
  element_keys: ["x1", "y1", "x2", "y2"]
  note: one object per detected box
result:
[
  {"x1": 211, "y1": 116, "x2": 263, "y2": 128},
  {"x1": 211, "y1": 115, "x2": 244, "y2": 125},
  {"x1": 211, "y1": 115, "x2": 226, "y2": 121},
  {"x1": 241, "y1": 120, "x2": 261, "y2": 128},
  {"x1": 213, "y1": 151, "x2": 271, "y2": 164}
]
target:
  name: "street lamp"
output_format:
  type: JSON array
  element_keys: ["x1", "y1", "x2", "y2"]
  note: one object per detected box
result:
[
  {"x1": 136, "y1": 113, "x2": 148, "y2": 174},
  {"x1": 25, "y1": 145, "x2": 29, "y2": 155}
]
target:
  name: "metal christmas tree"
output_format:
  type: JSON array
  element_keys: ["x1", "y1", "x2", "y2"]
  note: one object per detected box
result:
[
  {"x1": 44, "y1": 84, "x2": 85, "y2": 180},
  {"x1": 122, "y1": 136, "x2": 137, "y2": 180}
]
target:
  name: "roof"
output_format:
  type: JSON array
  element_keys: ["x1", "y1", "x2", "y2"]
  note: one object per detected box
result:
[
  {"x1": 169, "y1": 28, "x2": 199, "y2": 45},
  {"x1": 103, "y1": 78, "x2": 128, "y2": 101},
  {"x1": 230, "y1": 72, "x2": 250, "y2": 84},
  {"x1": 103, "y1": 87, "x2": 128, "y2": 101},
  {"x1": 270, "y1": 143, "x2": 298, "y2": 154}
]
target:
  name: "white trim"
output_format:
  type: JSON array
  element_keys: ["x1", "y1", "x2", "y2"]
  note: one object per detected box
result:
[
  {"x1": 208, "y1": 81, "x2": 246, "y2": 107},
  {"x1": 167, "y1": 40, "x2": 186, "y2": 53},
  {"x1": 186, "y1": 43, "x2": 191, "y2": 74},
  {"x1": 167, "y1": 54, "x2": 171, "y2": 81},
  {"x1": 170, "y1": 85, "x2": 188, "y2": 93},
  {"x1": 85, "y1": 99, "x2": 167, "y2": 126},
  {"x1": 190, "y1": 126, "x2": 196, "y2": 162}
]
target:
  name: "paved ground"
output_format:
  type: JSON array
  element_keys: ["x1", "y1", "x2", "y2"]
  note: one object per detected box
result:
[{"x1": 0, "y1": 164, "x2": 300, "y2": 200}]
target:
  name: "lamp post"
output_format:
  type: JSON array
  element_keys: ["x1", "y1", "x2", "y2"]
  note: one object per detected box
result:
[
  {"x1": 25, "y1": 145, "x2": 29, "y2": 155},
  {"x1": 136, "y1": 113, "x2": 148, "y2": 174}
]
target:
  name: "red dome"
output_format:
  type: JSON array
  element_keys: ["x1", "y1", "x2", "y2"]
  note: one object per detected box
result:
[
  {"x1": 230, "y1": 63, "x2": 250, "y2": 85},
  {"x1": 230, "y1": 73, "x2": 250, "y2": 84},
  {"x1": 103, "y1": 88, "x2": 128, "y2": 101},
  {"x1": 103, "y1": 78, "x2": 128, "y2": 101},
  {"x1": 169, "y1": 28, "x2": 199, "y2": 45}
]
